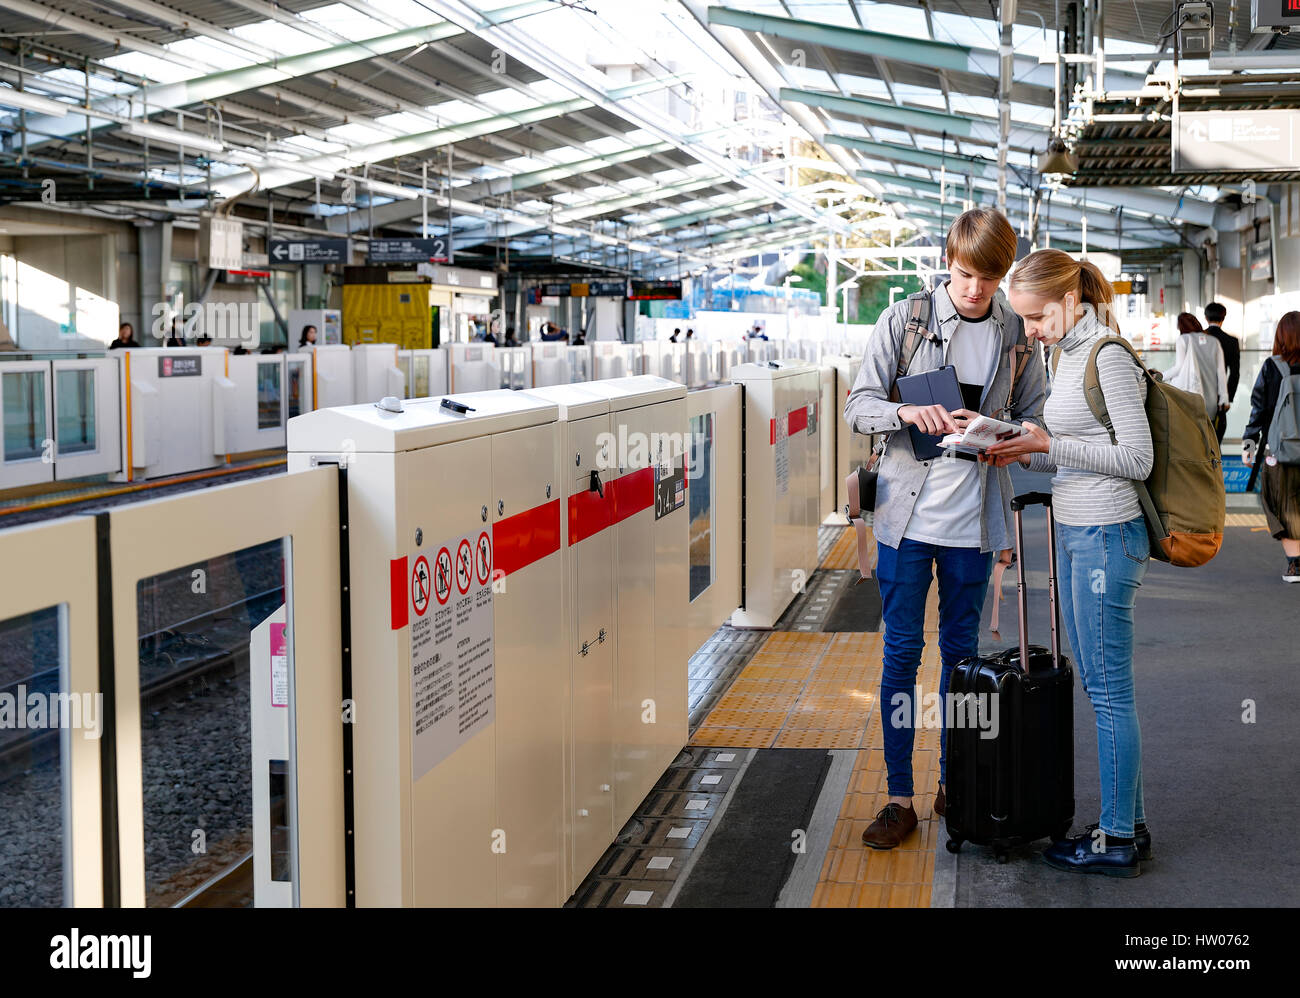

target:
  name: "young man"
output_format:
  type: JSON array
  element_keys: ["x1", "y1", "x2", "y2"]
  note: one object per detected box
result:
[
  {"x1": 1203, "y1": 302, "x2": 1240, "y2": 444},
  {"x1": 843, "y1": 208, "x2": 1047, "y2": 849}
]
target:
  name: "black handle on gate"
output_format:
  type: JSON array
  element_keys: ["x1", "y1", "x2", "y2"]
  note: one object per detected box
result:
[
  {"x1": 589, "y1": 469, "x2": 604, "y2": 498},
  {"x1": 1010, "y1": 491, "x2": 1053, "y2": 512}
]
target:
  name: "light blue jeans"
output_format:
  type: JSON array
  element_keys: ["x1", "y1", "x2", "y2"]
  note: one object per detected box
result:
[{"x1": 1054, "y1": 515, "x2": 1149, "y2": 838}]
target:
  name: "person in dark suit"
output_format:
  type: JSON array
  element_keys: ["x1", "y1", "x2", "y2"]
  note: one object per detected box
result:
[{"x1": 1203, "y1": 302, "x2": 1240, "y2": 444}]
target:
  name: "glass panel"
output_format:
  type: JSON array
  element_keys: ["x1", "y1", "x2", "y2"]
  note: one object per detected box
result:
[
  {"x1": 55, "y1": 368, "x2": 96, "y2": 455},
  {"x1": 136, "y1": 538, "x2": 293, "y2": 907},
  {"x1": 257, "y1": 363, "x2": 281, "y2": 430},
  {"x1": 688, "y1": 412, "x2": 715, "y2": 602},
  {"x1": 413, "y1": 356, "x2": 430, "y2": 398},
  {"x1": 0, "y1": 605, "x2": 68, "y2": 907},
  {"x1": 286, "y1": 361, "x2": 304, "y2": 420},
  {"x1": 3, "y1": 371, "x2": 46, "y2": 462},
  {"x1": 397, "y1": 356, "x2": 412, "y2": 398}
]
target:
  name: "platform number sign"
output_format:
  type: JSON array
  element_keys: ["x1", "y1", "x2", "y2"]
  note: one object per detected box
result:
[
  {"x1": 456, "y1": 538, "x2": 474, "y2": 595},
  {"x1": 434, "y1": 547, "x2": 452, "y2": 605},
  {"x1": 411, "y1": 555, "x2": 431, "y2": 617},
  {"x1": 476, "y1": 531, "x2": 492, "y2": 586}
]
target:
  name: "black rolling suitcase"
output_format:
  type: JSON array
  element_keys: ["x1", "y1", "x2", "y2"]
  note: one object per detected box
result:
[{"x1": 944, "y1": 491, "x2": 1074, "y2": 863}]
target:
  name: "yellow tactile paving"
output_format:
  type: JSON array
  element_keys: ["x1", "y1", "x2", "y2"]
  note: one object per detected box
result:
[
  {"x1": 1225, "y1": 512, "x2": 1268, "y2": 527},
  {"x1": 820, "y1": 526, "x2": 865, "y2": 570},
  {"x1": 689, "y1": 603, "x2": 953, "y2": 907}
]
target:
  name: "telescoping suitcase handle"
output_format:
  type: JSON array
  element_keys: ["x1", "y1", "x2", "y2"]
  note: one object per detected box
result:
[{"x1": 1009, "y1": 491, "x2": 1062, "y2": 674}]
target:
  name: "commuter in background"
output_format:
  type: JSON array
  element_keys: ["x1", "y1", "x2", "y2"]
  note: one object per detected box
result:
[
  {"x1": 298, "y1": 324, "x2": 318, "y2": 349},
  {"x1": 669, "y1": 327, "x2": 681, "y2": 343},
  {"x1": 686, "y1": 328, "x2": 695, "y2": 340},
  {"x1": 109, "y1": 322, "x2": 140, "y2": 349},
  {"x1": 1203, "y1": 302, "x2": 1240, "y2": 444},
  {"x1": 1165, "y1": 312, "x2": 1228, "y2": 426},
  {"x1": 1242, "y1": 310, "x2": 1300, "y2": 583},
  {"x1": 843, "y1": 208, "x2": 1046, "y2": 849},
  {"x1": 987, "y1": 248, "x2": 1154, "y2": 877}
]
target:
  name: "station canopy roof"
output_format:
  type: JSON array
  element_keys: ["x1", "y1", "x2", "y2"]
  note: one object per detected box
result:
[{"x1": 3, "y1": 1, "x2": 1291, "y2": 269}]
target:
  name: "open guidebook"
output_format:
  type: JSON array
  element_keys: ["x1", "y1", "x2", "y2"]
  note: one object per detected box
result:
[{"x1": 939, "y1": 415, "x2": 1029, "y2": 454}]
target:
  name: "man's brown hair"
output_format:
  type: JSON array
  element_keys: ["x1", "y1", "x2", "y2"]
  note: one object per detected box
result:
[{"x1": 946, "y1": 208, "x2": 1018, "y2": 279}]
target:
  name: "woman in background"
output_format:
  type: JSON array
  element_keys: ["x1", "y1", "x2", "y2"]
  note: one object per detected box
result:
[
  {"x1": 1242, "y1": 311, "x2": 1300, "y2": 583},
  {"x1": 1165, "y1": 312, "x2": 1228, "y2": 426}
]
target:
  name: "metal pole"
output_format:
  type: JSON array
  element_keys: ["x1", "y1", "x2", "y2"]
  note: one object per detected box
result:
[
  {"x1": 422, "y1": 161, "x2": 428, "y2": 238},
  {"x1": 447, "y1": 144, "x2": 454, "y2": 264}
]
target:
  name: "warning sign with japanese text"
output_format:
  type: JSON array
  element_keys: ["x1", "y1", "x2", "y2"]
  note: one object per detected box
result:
[{"x1": 408, "y1": 529, "x2": 495, "y2": 781}]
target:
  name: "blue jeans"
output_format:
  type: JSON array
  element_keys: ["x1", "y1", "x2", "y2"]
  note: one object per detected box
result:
[
  {"x1": 1055, "y1": 516, "x2": 1149, "y2": 838},
  {"x1": 876, "y1": 539, "x2": 994, "y2": 798}
]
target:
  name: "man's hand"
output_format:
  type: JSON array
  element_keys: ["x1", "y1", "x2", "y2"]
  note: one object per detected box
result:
[
  {"x1": 1242, "y1": 438, "x2": 1256, "y2": 466},
  {"x1": 950, "y1": 408, "x2": 980, "y2": 431},
  {"x1": 898, "y1": 403, "x2": 958, "y2": 436}
]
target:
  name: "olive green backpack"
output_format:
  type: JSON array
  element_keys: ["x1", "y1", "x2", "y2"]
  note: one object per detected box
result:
[{"x1": 1052, "y1": 336, "x2": 1225, "y2": 567}]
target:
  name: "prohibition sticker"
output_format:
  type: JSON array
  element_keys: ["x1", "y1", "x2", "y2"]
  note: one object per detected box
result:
[
  {"x1": 475, "y1": 531, "x2": 492, "y2": 586},
  {"x1": 410, "y1": 528, "x2": 495, "y2": 782},
  {"x1": 434, "y1": 547, "x2": 452, "y2": 605},
  {"x1": 455, "y1": 538, "x2": 473, "y2": 594},
  {"x1": 411, "y1": 555, "x2": 431, "y2": 617}
]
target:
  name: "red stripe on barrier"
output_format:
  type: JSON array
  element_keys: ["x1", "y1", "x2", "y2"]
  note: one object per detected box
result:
[
  {"x1": 567, "y1": 488, "x2": 610, "y2": 545},
  {"x1": 788, "y1": 405, "x2": 808, "y2": 435},
  {"x1": 494, "y1": 498, "x2": 561, "y2": 577},
  {"x1": 770, "y1": 418, "x2": 776, "y2": 445},
  {"x1": 390, "y1": 556, "x2": 408, "y2": 630},
  {"x1": 609, "y1": 466, "x2": 654, "y2": 524}
]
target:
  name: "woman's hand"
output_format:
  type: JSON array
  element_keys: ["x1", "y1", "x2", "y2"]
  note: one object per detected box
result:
[{"x1": 983, "y1": 419, "x2": 1051, "y2": 465}]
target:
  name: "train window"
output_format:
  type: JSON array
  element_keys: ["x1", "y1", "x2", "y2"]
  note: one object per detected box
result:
[
  {"x1": 257, "y1": 363, "x2": 282, "y2": 430},
  {"x1": 136, "y1": 539, "x2": 295, "y2": 907},
  {"x1": 688, "y1": 412, "x2": 715, "y2": 602},
  {"x1": 2, "y1": 371, "x2": 47, "y2": 463},
  {"x1": 55, "y1": 369, "x2": 96, "y2": 456},
  {"x1": 0, "y1": 604, "x2": 69, "y2": 908}
]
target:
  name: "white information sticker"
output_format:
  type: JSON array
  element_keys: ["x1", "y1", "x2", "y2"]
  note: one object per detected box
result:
[{"x1": 410, "y1": 529, "x2": 495, "y2": 781}]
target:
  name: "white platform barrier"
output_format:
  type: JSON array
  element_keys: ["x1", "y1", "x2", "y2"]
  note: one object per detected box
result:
[
  {"x1": 729, "y1": 360, "x2": 821, "y2": 629},
  {"x1": 286, "y1": 375, "x2": 687, "y2": 907},
  {"x1": 311, "y1": 344, "x2": 356, "y2": 411},
  {"x1": 397, "y1": 348, "x2": 449, "y2": 399},
  {"x1": 446, "y1": 342, "x2": 499, "y2": 393},
  {"x1": 352, "y1": 343, "x2": 404, "y2": 404}
]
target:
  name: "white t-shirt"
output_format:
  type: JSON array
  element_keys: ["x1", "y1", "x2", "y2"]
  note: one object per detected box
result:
[{"x1": 901, "y1": 312, "x2": 999, "y2": 547}]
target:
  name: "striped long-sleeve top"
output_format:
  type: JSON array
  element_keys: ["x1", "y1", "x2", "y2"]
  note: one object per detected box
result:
[{"x1": 1025, "y1": 309, "x2": 1154, "y2": 526}]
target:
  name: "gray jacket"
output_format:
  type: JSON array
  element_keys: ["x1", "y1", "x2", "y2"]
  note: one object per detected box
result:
[{"x1": 843, "y1": 285, "x2": 1048, "y2": 553}]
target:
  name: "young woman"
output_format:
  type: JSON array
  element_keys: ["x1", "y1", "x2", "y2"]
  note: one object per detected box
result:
[
  {"x1": 1242, "y1": 311, "x2": 1300, "y2": 582},
  {"x1": 984, "y1": 248, "x2": 1154, "y2": 878}
]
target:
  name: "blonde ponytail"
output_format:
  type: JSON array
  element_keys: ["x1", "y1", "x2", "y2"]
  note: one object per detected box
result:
[{"x1": 1077, "y1": 260, "x2": 1119, "y2": 332}]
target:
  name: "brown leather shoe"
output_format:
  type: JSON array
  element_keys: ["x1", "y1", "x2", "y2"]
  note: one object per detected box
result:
[
  {"x1": 861, "y1": 801, "x2": 918, "y2": 849},
  {"x1": 934, "y1": 784, "x2": 946, "y2": 818}
]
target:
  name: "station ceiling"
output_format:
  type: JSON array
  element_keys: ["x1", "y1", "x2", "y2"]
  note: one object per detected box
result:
[{"x1": 1, "y1": 1, "x2": 1295, "y2": 272}]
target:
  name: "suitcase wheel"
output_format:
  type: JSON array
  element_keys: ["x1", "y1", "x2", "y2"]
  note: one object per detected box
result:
[{"x1": 945, "y1": 838, "x2": 963, "y2": 854}]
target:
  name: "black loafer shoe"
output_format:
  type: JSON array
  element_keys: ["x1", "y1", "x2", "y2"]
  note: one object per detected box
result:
[
  {"x1": 1042, "y1": 835, "x2": 1140, "y2": 878},
  {"x1": 1084, "y1": 821, "x2": 1152, "y2": 861}
]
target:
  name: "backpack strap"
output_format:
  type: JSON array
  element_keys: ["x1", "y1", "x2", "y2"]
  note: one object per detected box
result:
[
  {"x1": 886, "y1": 291, "x2": 937, "y2": 403},
  {"x1": 1081, "y1": 335, "x2": 1167, "y2": 543},
  {"x1": 1001, "y1": 315, "x2": 1033, "y2": 417}
]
